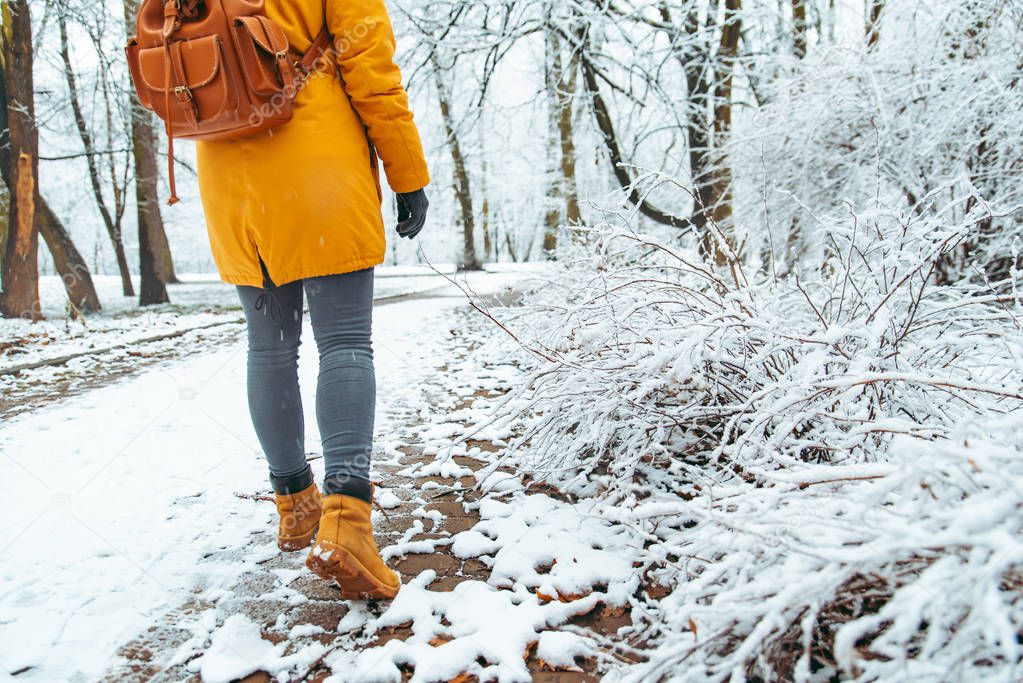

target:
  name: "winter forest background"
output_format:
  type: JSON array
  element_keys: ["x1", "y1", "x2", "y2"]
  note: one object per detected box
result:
[
  {"x1": 2, "y1": 0, "x2": 1021, "y2": 294},
  {"x1": 2, "y1": 0, "x2": 1023, "y2": 680}
]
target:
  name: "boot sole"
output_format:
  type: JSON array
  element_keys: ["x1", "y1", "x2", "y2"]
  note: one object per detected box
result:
[
  {"x1": 305, "y1": 543, "x2": 400, "y2": 600},
  {"x1": 278, "y1": 525, "x2": 318, "y2": 552}
]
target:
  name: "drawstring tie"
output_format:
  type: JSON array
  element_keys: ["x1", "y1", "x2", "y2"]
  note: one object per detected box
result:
[{"x1": 255, "y1": 261, "x2": 286, "y2": 341}]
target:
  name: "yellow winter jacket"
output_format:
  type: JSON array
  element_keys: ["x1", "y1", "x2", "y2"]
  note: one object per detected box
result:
[{"x1": 196, "y1": 0, "x2": 430, "y2": 287}]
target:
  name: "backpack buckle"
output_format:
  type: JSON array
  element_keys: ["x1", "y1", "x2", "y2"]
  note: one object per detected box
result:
[{"x1": 173, "y1": 85, "x2": 198, "y2": 124}]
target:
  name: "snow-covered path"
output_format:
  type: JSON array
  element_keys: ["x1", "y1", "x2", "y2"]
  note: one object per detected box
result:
[
  {"x1": 0, "y1": 267, "x2": 630, "y2": 682},
  {"x1": 0, "y1": 272, "x2": 493, "y2": 680}
]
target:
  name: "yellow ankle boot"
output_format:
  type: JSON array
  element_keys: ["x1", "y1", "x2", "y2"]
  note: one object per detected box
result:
[
  {"x1": 274, "y1": 482, "x2": 322, "y2": 551},
  {"x1": 305, "y1": 492, "x2": 400, "y2": 599}
]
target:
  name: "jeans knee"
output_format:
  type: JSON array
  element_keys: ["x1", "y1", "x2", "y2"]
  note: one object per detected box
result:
[
  {"x1": 248, "y1": 342, "x2": 299, "y2": 371},
  {"x1": 317, "y1": 329, "x2": 372, "y2": 358},
  {"x1": 319, "y1": 347, "x2": 374, "y2": 377}
]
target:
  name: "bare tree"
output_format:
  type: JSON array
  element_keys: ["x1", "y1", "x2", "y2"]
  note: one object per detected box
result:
[
  {"x1": 57, "y1": 7, "x2": 134, "y2": 297},
  {"x1": 479, "y1": 132, "x2": 493, "y2": 260},
  {"x1": 0, "y1": 28, "x2": 100, "y2": 312},
  {"x1": 866, "y1": 0, "x2": 884, "y2": 47},
  {"x1": 130, "y1": 112, "x2": 169, "y2": 305},
  {"x1": 580, "y1": 49, "x2": 688, "y2": 229},
  {"x1": 432, "y1": 54, "x2": 481, "y2": 271},
  {"x1": 673, "y1": 1, "x2": 716, "y2": 235},
  {"x1": 705, "y1": 0, "x2": 741, "y2": 264},
  {"x1": 792, "y1": 0, "x2": 808, "y2": 58},
  {"x1": 1, "y1": 0, "x2": 42, "y2": 319},
  {"x1": 542, "y1": 8, "x2": 582, "y2": 258}
]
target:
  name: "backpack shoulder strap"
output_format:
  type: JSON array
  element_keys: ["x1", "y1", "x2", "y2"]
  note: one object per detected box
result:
[
  {"x1": 299, "y1": 26, "x2": 332, "y2": 73},
  {"x1": 298, "y1": 0, "x2": 331, "y2": 73}
]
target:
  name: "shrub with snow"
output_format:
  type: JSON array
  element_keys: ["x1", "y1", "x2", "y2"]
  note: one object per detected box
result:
[
  {"x1": 467, "y1": 3, "x2": 1023, "y2": 676},
  {"x1": 472, "y1": 204, "x2": 1022, "y2": 679}
]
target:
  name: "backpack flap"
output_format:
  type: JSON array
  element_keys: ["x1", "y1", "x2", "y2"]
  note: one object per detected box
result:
[
  {"x1": 233, "y1": 16, "x2": 297, "y2": 96},
  {"x1": 137, "y1": 35, "x2": 235, "y2": 131}
]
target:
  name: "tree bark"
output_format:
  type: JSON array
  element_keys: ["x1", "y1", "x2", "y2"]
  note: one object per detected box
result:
[
  {"x1": 432, "y1": 58, "x2": 481, "y2": 271},
  {"x1": 0, "y1": 0, "x2": 42, "y2": 320},
  {"x1": 675, "y1": 2, "x2": 716, "y2": 235},
  {"x1": 0, "y1": 185, "x2": 7, "y2": 276},
  {"x1": 133, "y1": 115, "x2": 172, "y2": 303},
  {"x1": 0, "y1": 11, "x2": 100, "y2": 314},
  {"x1": 558, "y1": 49, "x2": 581, "y2": 230},
  {"x1": 792, "y1": 0, "x2": 808, "y2": 58},
  {"x1": 703, "y1": 0, "x2": 741, "y2": 265},
  {"x1": 38, "y1": 196, "x2": 102, "y2": 312},
  {"x1": 543, "y1": 20, "x2": 582, "y2": 258},
  {"x1": 126, "y1": 56, "x2": 170, "y2": 304},
  {"x1": 479, "y1": 137, "x2": 493, "y2": 261},
  {"x1": 866, "y1": 0, "x2": 884, "y2": 47},
  {"x1": 58, "y1": 12, "x2": 134, "y2": 297},
  {"x1": 543, "y1": 25, "x2": 563, "y2": 258},
  {"x1": 0, "y1": 46, "x2": 7, "y2": 276}
]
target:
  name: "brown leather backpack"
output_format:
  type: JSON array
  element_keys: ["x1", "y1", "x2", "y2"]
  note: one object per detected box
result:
[{"x1": 126, "y1": 0, "x2": 332, "y2": 204}]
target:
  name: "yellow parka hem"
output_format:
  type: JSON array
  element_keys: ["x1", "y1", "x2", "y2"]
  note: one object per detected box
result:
[{"x1": 218, "y1": 254, "x2": 384, "y2": 289}]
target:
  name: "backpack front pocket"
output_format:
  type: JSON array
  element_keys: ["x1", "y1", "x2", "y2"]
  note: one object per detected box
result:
[
  {"x1": 138, "y1": 35, "x2": 235, "y2": 130},
  {"x1": 232, "y1": 16, "x2": 295, "y2": 97}
]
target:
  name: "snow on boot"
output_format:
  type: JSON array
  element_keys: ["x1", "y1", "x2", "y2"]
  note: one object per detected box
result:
[
  {"x1": 274, "y1": 482, "x2": 323, "y2": 552},
  {"x1": 305, "y1": 492, "x2": 400, "y2": 600}
]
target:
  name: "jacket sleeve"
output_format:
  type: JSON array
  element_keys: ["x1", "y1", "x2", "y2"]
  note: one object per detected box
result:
[{"x1": 326, "y1": 0, "x2": 430, "y2": 194}]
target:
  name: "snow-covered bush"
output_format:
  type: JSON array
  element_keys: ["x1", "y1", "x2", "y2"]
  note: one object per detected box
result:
[
  {"x1": 472, "y1": 203, "x2": 1023, "y2": 678},
  {"x1": 460, "y1": 2, "x2": 1023, "y2": 677}
]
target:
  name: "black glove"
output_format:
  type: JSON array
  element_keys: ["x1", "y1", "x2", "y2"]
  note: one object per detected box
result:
[{"x1": 396, "y1": 188, "x2": 429, "y2": 239}]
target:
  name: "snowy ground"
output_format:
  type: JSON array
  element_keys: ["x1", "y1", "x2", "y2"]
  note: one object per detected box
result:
[
  {"x1": 1, "y1": 266, "x2": 460, "y2": 375},
  {"x1": 0, "y1": 264, "x2": 641, "y2": 682},
  {"x1": 0, "y1": 266, "x2": 458, "y2": 419}
]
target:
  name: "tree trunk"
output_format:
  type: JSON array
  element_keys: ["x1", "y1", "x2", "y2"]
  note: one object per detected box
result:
[
  {"x1": 866, "y1": 0, "x2": 884, "y2": 47},
  {"x1": 153, "y1": 224, "x2": 178, "y2": 283},
  {"x1": 58, "y1": 12, "x2": 135, "y2": 297},
  {"x1": 0, "y1": 17, "x2": 100, "y2": 314},
  {"x1": 543, "y1": 21, "x2": 582, "y2": 259},
  {"x1": 0, "y1": 61, "x2": 6, "y2": 275},
  {"x1": 480, "y1": 146, "x2": 492, "y2": 261},
  {"x1": 504, "y1": 232, "x2": 518, "y2": 263},
  {"x1": 0, "y1": 185, "x2": 7, "y2": 275},
  {"x1": 127, "y1": 66, "x2": 170, "y2": 304},
  {"x1": 825, "y1": 0, "x2": 837, "y2": 44},
  {"x1": 38, "y1": 196, "x2": 102, "y2": 312},
  {"x1": 677, "y1": 2, "x2": 716, "y2": 235},
  {"x1": 703, "y1": 0, "x2": 741, "y2": 266},
  {"x1": 0, "y1": 0, "x2": 42, "y2": 320},
  {"x1": 558, "y1": 48, "x2": 581, "y2": 230},
  {"x1": 432, "y1": 58, "x2": 481, "y2": 271},
  {"x1": 124, "y1": 0, "x2": 178, "y2": 287},
  {"x1": 543, "y1": 26, "x2": 562, "y2": 258},
  {"x1": 792, "y1": 0, "x2": 808, "y2": 58}
]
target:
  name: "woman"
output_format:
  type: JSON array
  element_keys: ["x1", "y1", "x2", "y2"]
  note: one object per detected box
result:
[{"x1": 195, "y1": 0, "x2": 430, "y2": 600}]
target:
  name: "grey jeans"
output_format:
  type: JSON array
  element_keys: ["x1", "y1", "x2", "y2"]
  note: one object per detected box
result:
[{"x1": 237, "y1": 267, "x2": 375, "y2": 501}]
